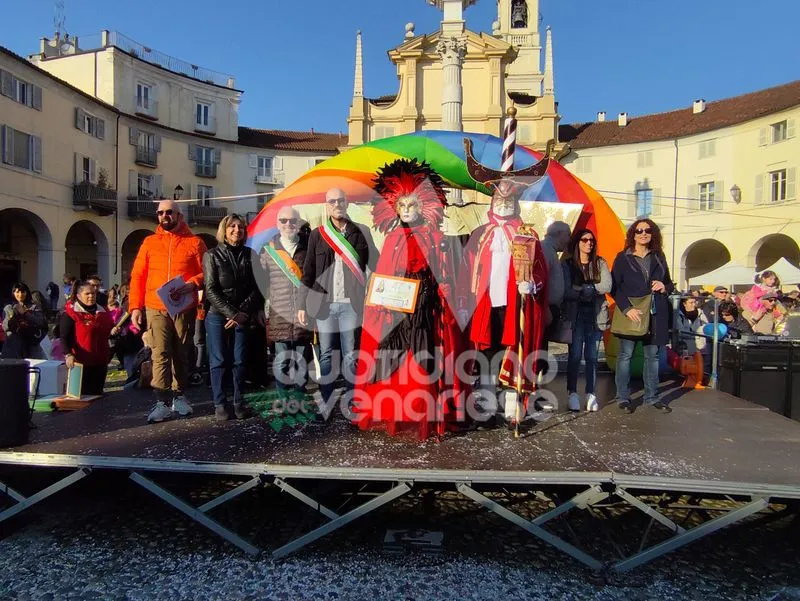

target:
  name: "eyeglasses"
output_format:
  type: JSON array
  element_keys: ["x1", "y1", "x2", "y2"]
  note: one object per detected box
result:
[
  {"x1": 635, "y1": 228, "x2": 652, "y2": 235},
  {"x1": 326, "y1": 198, "x2": 346, "y2": 205},
  {"x1": 278, "y1": 218, "x2": 298, "y2": 225},
  {"x1": 157, "y1": 209, "x2": 174, "y2": 216},
  {"x1": 579, "y1": 237, "x2": 595, "y2": 244}
]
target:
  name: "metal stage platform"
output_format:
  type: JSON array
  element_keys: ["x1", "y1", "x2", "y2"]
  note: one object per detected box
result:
[{"x1": 1, "y1": 375, "x2": 799, "y2": 574}]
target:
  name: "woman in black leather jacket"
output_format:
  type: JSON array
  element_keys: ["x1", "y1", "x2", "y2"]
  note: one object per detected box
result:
[{"x1": 203, "y1": 214, "x2": 263, "y2": 421}]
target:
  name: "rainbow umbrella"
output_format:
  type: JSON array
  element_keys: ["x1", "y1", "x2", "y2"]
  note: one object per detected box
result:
[{"x1": 247, "y1": 131, "x2": 625, "y2": 260}]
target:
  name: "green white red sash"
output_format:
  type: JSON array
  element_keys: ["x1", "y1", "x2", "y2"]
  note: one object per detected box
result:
[
  {"x1": 264, "y1": 241, "x2": 302, "y2": 288},
  {"x1": 319, "y1": 219, "x2": 366, "y2": 285}
]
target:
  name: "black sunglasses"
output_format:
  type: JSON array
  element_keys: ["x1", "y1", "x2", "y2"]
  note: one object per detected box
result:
[
  {"x1": 635, "y1": 228, "x2": 652, "y2": 235},
  {"x1": 157, "y1": 209, "x2": 174, "y2": 216},
  {"x1": 278, "y1": 218, "x2": 298, "y2": 225},
  {"x1": 579, "y1": 237, "x2": 595, "y2": 244}
]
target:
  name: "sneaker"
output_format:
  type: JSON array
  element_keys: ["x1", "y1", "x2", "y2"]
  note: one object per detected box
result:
[
  {"x1": 653, "y1": 401, "x2": 673, "y2": 414},
  {"x1": 618, "y1": 399, "x2": 633, "y2": 414},
  {"x1": 233, "y1": 402, "x2": 254, "y2": 420},
  {"x1": 147, "y1": 401, "x2": 173, "y2": 423},
  {"x1": 567, "y1": 392, "x2": 581, "y2": 412},
  {"x1": 586, "y1": 394, "x2": 599, "y2": 412},
  {"x1": 171, "y1": 395, "x2": 193, "y2": 416},
  {"x1": 214, "y1": 404, "x2": 231, "y2": 421}
]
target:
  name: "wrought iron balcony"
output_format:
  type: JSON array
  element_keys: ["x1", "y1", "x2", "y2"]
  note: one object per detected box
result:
[
  {"x1": 195, "y1": 162, "x2": 217, "y2": 178},
  {"x1": 188, "y1": 203, "x2": 227, "y2": 226},
  {"x1": 254, "y1": 171, "x2": 284, "y2": 186},
  {"x1": 127, "y1": 196, "x2": 158, "y2": 221},
  {"x1": 73, "y1": 182, "x2": 118, "y2": 215},
  {"x1": 135, "y1": 146, "x2": 158, "y2": 167}
]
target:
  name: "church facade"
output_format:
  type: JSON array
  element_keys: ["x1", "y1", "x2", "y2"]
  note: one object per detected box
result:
[{"x1": 347, "y1": 0, "x2": 559, "y2": 153}]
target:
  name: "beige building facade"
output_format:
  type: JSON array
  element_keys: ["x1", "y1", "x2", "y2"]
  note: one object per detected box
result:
[{"x1": 559, "y1": 81, "x2": 800, "y2": 287}]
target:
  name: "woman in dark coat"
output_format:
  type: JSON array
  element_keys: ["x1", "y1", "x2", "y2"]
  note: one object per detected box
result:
[
  {"x1": 1, "y1": 282, "x2": 47, "y2": 359},
  {"x1": 611, "y1": 219, "x2": 675, "y2": 413},
  {"x1": 203, "y1": 214, "x2": 263, "y2": 421}
]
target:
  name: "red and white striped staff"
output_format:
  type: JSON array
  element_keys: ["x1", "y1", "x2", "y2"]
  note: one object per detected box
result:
[{"x1": 501, "y1": 106, "x2": 517, "y2": 172}]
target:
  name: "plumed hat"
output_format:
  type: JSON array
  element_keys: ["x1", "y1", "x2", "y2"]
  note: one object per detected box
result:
[{"x1": 371, "y1": 158, "x2": 447, "y2": 234}]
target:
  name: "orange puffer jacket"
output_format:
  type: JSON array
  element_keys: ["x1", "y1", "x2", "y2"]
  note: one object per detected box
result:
[{"x1": 129, "y1": 220, "x2": 207, "y2": 312}]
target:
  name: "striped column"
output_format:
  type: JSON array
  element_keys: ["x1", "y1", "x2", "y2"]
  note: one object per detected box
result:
[{"x1": 501, "y1": 106, "x2": 517, "y2": 172}]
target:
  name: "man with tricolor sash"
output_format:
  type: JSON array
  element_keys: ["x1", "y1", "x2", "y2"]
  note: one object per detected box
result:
[
  {"x1": 298, "y1": 188, "x2": 376, "y2": 409},
  {"x1": 261, "y1": 206, "x2": 313, "y2": 391}
]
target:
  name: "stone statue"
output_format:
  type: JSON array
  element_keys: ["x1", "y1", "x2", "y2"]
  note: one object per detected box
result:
[{"x1": 511, "y1": 0, "x2": 527, "y2": 29}]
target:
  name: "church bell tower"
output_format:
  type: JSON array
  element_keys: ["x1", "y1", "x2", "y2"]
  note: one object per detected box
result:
[{"x1": 493, "y1": 0, "x2": 543, "y2": 95}]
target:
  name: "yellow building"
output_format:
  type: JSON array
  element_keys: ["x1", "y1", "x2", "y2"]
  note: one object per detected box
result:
[
  {"x1": 347, "y1": 0, "x2": 558, "y2": 151},
  {"x1": 559, "y1": 81, "x2": 800, "y2": 287}
]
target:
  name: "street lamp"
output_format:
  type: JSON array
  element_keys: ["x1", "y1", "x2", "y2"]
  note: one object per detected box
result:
[
  {"x1": 730, "y1": 184, "x2": 741, "y2": 204},
  {"x1": 173, "y1": 185, "x2": 184, "y2": 201}
]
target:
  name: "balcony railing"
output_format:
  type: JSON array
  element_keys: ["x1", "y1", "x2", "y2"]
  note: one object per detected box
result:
[
  {"x1": 134, "y1": 98, "x2": 159, "y2": 120},
  {"x1": 194, "y1": 116, "x2": 217, "y2": 134},
  {"x1": 196, "y1": 163, "x2": 217, "y2": 178},
  {"x1": 73, "y1": 181, "x2": 118, "y2": 215},
  {"x1": 127, "y1": 196, "x2": 158, "y2": 220},
  {"x1": 188, "y1": 203, "x2": 227, "y2": 226},
  {"x1": 254, "y1": 172, "x2": 284, "y2": 186},
  {"x1": 135, "y1": 146, "x2": 158, "y2": 167}
]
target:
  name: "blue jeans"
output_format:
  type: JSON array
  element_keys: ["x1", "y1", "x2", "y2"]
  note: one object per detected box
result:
[
  {"x1": 615, "y1": 338, "x2": 660, "y2": 404},
  {"x1": 274, "y1": 341, "x2": 309, "y2": 391},
  {"x1": 567, "y1": 306, "x2": 601, "y2": 395},
  {"x1": 206, "y1": 311, "x2": 248, "y2": 408},
  {"x1": 316, "y1": 302, "x2": 359, "y2": 403}
]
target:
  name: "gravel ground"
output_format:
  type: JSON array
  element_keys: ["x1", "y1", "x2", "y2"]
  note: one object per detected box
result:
[{"x1": 1, "y1": 470, "x2": 798, "y2": 601}]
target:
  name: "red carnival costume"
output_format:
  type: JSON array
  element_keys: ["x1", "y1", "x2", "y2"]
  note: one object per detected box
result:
[
  {"x1": 460, "y1": 139, "x2": 550, "y2": 425},
  {"x1": 353, "y1": 159, "x2": 466, "y2": 439},
  {"x1": 63, "y1": 301, "x2": 115, "y2": 366}
]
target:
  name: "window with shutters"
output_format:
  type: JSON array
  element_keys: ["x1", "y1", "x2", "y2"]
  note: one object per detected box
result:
[
  {"x1": 635, "y1": 188, "x2": 653, "y2": 216},
  {"x1": 135, "y1": 132, "x2": 158, "y2": 167},
  {"x1": 82, "y1": 156, "x2": 92, "y2": 182},
  {"x1": 0, "y1": 70, "x2": 42, "y2": 110},
  {"x1": 770, "y1": 169, "x2": 787, "y2": 202},
  {"x1": 257, "y1": 156, "x2": 273, "y2": 179},
  {"x1": 195, "y1": 101, "x2": 215, "y2": 132},
  {"x1": 575, "y1": 157, "x2": 592, "y2": 174},
  {"x1": 772, "y1": 121, "x2": 787, "y2": 143},
  {"x1": 195, "y1": 146, "x2": 216, "y2": 177},
  {"x1": 197, "y1": 185, "x2": 214, "y2": 207},
  {"x1": 137, "y1": 173, "x2": 154, "y2": 197},
  {"x1": 698, "y1": 181, "x2": 717, "y2": 211},
  {"x1": 136, "y1": 83, "x2": 152, "y2": 110},
  {"x1": 698, "y1": 140, "x2": 716, "y2": 159},
  {"x1": 636, "y1": 151, "x2": 653, "y2": 168},
  {"x1": 1, "y1": 126, "x2": 42, "y2": 173}
]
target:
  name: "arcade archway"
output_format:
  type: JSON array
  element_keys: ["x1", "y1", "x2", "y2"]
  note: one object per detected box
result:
[
  {"x1": 748, "y1": 234, "x2": 800, "y2": 272},
  {"x1": 0, "y1": 208, "x2": 53, "y2": 305},
  {"x1": 65, "y1": 220, "x2": 110, "y2": 284},
  {"x1": 680, "y1": 238, "x2": 731, "y2": 287},
  {"x1": 121, "y1": 229, "x2": 154, "y2": 284}
]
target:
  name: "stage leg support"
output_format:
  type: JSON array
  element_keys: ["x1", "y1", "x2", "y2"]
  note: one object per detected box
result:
[
  {"x1": 532, "y1": 484, "x2": 609, "y2": 526},
  {"x1": 0, "y1": 468, "x2": 90, "y2": 524},
  {"x1": 198, "y1": 476, "x2": 262, "y2": 514},
  {"x1": 612, "y1": 496, "x2": 769, "y2": 573},
  {"x1": 456, "y1": 483, "x2": 603, "y2": 571},
  {"x1": 272, "y1": 481, "x2": 412, "y2": 559},
  {"x1": 129, "y1": 471, "x2": 260, "y2": 557},
  {"x1": 0, "y1": 480, "x2": 27, "y2": 504},
  {"x1": 273, "y1": 477, "x2": 340, "y2": 521},
  {"x1": 614, "y1": 487, "x2": 686, "y2": 535}
]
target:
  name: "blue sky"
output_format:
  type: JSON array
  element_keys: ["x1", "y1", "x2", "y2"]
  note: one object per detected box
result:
[{"x1": 4, "y1": 0, "x2": 799, "y2": 133}]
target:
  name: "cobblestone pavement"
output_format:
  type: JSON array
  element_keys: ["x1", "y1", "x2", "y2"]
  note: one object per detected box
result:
[{"x1": 1, "y1": 470, "x2": 798, "y2": 601}]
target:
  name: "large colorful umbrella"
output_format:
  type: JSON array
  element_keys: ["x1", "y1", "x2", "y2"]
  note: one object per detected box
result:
[{"x1": 247, "y1": 131, "x2": 625, "y2": 261}]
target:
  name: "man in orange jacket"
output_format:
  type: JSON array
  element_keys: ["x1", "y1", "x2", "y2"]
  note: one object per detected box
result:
[{"x1": 129, "y1": 199, "x2": 207, "y2": 423}]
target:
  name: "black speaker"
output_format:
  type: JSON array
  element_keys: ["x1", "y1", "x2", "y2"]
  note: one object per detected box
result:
[{"x1": 0, "y1": 359, "x2": 30, "y2": 447}]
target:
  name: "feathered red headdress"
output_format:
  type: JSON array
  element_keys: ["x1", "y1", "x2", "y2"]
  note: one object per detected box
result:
[{"x1": 371, "y1": 158, "x2": 447, "y2": 234}]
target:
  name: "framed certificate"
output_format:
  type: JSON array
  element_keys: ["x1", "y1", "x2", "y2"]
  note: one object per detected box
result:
[{"x1": 366, "y1": 274, "x2": 421, "y2": 314}]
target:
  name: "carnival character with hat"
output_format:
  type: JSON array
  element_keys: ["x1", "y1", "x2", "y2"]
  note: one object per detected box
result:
[
  {"x1": 459, "y1": 139, "x2": 550, "y2": 432},
  {"x1": 352, "y1": 158, "x2": 466, "y2": 440}
]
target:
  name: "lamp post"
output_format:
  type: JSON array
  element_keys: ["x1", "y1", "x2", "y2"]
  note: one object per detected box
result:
[
  {"x1": 730, "y1": 184, "x2": 741, "y2": 204},
  {"x1": 173, "y1": 185, "x2": 184, "y2": 201}
]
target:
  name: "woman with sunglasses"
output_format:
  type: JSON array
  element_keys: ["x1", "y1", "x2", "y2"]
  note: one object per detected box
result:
[
  {"x1": 561, "y1": 229, "x2": 612, "y2": 412},
  {"x1": 203, "y1": 214, "x2": 263, "y2": 421},
  {"x1": 611, "y1": 219, "x2": 674, "y2": 413}
]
